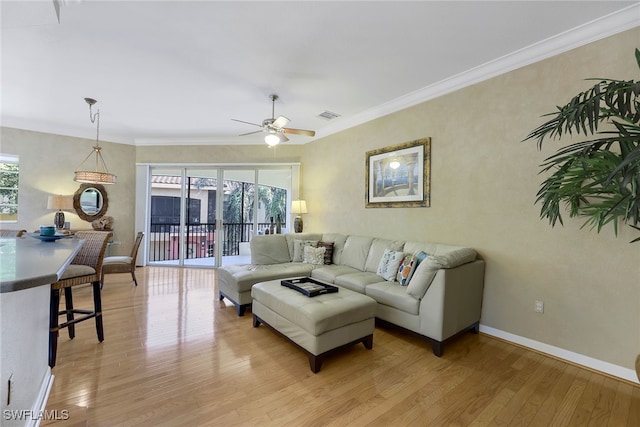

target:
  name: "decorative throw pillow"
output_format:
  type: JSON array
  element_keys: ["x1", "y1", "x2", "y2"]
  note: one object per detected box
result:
[
  {"x1": 396, "y1": 254, "x2": 418, "y2": 286},
  {"x1": 415, "y1": 251, "x2": 429, "y2": 265},
  {"x1": 303, "y1": 246, "x2": 326, "y2": 265},
  {"x1": 293, "y1": 239, "x2": 318, "y2": 262},
  {"x1": 317, "y1": 241, "x2": 334, "y2": 264},
  {"x1": 376, "y1": 249, "x2": 405, "y2": 281}
]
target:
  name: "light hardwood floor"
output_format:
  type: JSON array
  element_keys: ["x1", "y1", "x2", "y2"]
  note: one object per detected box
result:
[{"x1": 44, "y1": 267, "x2": 640, "y2": 426}]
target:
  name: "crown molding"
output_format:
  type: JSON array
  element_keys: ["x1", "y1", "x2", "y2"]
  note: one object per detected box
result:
[{"x1": 316, "y1": 3, "x2": 640, "y2": 141}]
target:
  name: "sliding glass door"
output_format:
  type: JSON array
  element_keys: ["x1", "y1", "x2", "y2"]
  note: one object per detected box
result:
[
  {"x1": 145, "y1": 165, "x2": 295, "y2": 268},
  {"x1": 147, "y1": 167, "x2": 218, "y2": 267}
]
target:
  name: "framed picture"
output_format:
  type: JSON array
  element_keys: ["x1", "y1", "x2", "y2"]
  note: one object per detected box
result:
[{"x1": 365, "y1": 138, "x2": 431, "y2": 208}]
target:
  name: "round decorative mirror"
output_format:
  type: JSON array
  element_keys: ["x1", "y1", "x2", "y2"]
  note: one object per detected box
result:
[{"x1": 73, "y1": 184, "x2": 109, "y2": 222}]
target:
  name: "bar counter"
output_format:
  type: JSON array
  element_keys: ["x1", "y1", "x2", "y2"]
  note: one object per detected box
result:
[
  {"x1": 0, "y1": 236, "x2": 84, "y2": 293},
  {"x1": 1, "y1": 236, "x2": 84, "y2": 426}
]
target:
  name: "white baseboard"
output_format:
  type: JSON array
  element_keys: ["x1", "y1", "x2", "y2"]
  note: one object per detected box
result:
[
  {"x1": 479, "y1": 325, "x2": 639, "y2": 384},
  {"x1": 30, "y1": 370, "x2": 54, "y2": 427}
]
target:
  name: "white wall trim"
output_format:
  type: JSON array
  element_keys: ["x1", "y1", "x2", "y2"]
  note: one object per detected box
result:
[
  {"x1": 29, "y1": 370, "x2": 54, "y2": 427},
  {"x1": 318, "y1": 3, "x2": 640, "y2": 140},
  {"x1": 480, "y1": 325, "x2": 639, "y2": 385}
]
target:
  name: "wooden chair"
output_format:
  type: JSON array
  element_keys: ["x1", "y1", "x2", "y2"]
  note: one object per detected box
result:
[
  {"x1": 49, "y1": 231, "x2": 112, "y2": 368},
  {"x1": 101, "y1": 231, "x2": 144, "y2": 287},
  {"x1": 0, "y1": 229, "x2": 26, "y2": 237}
]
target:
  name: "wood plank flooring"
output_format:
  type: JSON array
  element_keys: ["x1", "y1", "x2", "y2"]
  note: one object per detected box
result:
[{"x1": 43, "y1": 267, "x2": 640, "y2": 426}]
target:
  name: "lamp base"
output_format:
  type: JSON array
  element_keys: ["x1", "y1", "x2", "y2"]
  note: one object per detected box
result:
[
  {"x1": 294, "y1": 216, "x2": 303, "y2": 233},
  {"x1": 54, "y1": 210, "x2": 65, "y2": 229}
]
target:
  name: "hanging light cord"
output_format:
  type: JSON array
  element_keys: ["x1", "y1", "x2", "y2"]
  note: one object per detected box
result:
[{"x1": 75, "y1": 99, "x2": 112, "y2": 175}]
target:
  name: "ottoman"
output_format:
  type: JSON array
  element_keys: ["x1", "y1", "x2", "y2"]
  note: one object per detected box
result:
[{"x1": 251, "y1": 279, "x2": 377, "y2": 373}]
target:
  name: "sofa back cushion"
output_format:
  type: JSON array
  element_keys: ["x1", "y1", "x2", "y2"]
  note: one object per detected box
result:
[
  {"x1": 340, "y1": 235, "x2": 374, "y2": 270},
  {"x1": 251, "y1": 235, "x2": 291, "y2": 264},
  {"x1": 364, "y1": 238, "x2": 405, "y2": 273},
  {"x1": 320, "y1": 233, "x2": 348, "y2": 264}
]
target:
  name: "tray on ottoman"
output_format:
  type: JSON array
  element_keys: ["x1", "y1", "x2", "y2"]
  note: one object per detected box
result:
[{"x1": 281, "y1": 277, "x2": 339, "y2": 297}]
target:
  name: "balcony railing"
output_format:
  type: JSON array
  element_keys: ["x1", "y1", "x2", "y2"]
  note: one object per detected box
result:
[{"x1": 148, "y1": 221, "x2": 285, "y2": 262}]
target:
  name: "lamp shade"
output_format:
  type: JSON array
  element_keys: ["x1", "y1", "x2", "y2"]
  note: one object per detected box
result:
[
  {"x1": 47, "y1": 195, "x2": 74, "y2": 211},
  {"x1": 291, "y1": 200, "x2": 308, "y2": 214}
]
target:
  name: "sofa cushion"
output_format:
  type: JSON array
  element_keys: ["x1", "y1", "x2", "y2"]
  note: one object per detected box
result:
[
  {"x1": 311, "y1": 265, "x2": 361, "y2": 283},
  {"x1": 340, "y1": 235, "x2": 373, "y2": 271},
  {"x1": 317, "y1": 241, "x2": 334, "y2": 264},
  {"x1": 320, "y1": 233, "x2": 348, "y2": 264},
  {"x1": 251, "y1": 235, "x2": 291, "y2": 264},
  {"x1": 292, "y1": 239, "x2": 318, "y2": 262},
  {"x1": 376, "y1": 249, "x2": 404, "y2": 281},
  {"x1": 334, "y1": 272, "x2": 385, "y2": 294},
  {"x1": 365, "y1": 281, "x2": 420, "y2": 315},
  {"x1": 218, "y1": 263, "x2": 315, "y2": 293},
  {"x1": 303, "y1": 246, "x2": 326, "y2": 265},
  {"x1": 364, "y1": 238, "x2": 405, "y2": 273},
  {"x1": 405, "y1": 260, "x2": 439, "y2": 299}
]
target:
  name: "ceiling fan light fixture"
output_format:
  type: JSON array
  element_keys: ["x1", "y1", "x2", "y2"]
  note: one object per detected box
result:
[{"x1": 265, "y1": 133, "x2": 281, "y2": 146}]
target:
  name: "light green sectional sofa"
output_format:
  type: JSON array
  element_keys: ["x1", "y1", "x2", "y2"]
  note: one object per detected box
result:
[{"x1": 217, "y1": 232, "x2": 485, "y2": 356}]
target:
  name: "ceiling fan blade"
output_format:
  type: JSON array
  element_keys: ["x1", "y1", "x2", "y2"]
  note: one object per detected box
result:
[
  {"x1": 278, "y1": 132, "x2": 289, "y2": 143},
  {"x1": 283, "y1": 128, "x2": 316, "y2": 137},
  {"x1": 231, "y1": 118, "x2": 263, "y2": 127},
  {"x1": 272, "y1": 115, "x2": 290, "y2": 129},
  {"x1": 238, "y1": 130, "x2": 264, "y2": 136}
]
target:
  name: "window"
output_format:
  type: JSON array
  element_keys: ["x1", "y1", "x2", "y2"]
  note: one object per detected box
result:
[
  {"x1": 0, "y1": 154, "x2": 19, "y2": 222},
  {"x1": 150, "y1": 196, "x2": 201, "y2": 232}
]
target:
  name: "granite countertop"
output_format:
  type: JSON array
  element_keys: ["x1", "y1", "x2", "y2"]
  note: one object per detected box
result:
[{"x1": 0, "y1": 237, "x2": 84, "y2": 293}]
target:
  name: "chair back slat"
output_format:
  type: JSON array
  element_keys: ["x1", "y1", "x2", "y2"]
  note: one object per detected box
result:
[
  {"x1": 72, "y1": 231, "x2": 113, "y2": 271},
  {"x1": 130, "y1": 232, "x2": 144, "y2": 264}
]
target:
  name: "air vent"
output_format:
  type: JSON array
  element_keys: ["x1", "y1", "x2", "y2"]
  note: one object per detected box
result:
[{"x1": 318, "y1": 110, "x2": 341, "y2": 120}]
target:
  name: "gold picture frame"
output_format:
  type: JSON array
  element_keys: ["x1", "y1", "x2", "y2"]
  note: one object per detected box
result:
[{"x1": 365, "y1": 138, "x2": 431, "y2": 208}]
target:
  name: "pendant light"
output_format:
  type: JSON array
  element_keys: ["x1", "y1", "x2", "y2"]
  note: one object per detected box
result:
[{"x1": 74, "y1": 98, "x2": 117, "y2": 185}]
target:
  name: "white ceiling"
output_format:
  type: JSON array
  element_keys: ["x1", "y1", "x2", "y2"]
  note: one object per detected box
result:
[{"x1": 1, "y1": 1, "x2": 638, "y2": 146}]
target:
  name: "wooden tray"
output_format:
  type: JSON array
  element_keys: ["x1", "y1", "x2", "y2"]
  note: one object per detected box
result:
[{"x1": 280, "y1": 277, "x2": 339, "y2": 297}]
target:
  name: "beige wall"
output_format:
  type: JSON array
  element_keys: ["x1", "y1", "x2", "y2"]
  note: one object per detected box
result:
[
  {"x1": 135, "y1": 144, "x2": 303, "y2": 164},
  {"x1": 0, "y1": 128, "x2": 137, "y2": 254},
  {"x1": 302, "y1": 27, "x2": 640, "y2": 370}
]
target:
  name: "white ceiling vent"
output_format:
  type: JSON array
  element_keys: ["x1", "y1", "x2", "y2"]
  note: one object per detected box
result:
[{"x1": 318, "y1": 111, "x2": 341, "y2": 120}]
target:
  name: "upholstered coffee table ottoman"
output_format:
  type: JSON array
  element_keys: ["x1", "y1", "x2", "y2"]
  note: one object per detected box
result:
[{"x1": 251, "y1": 279, "x2": 377, "y2": 373}]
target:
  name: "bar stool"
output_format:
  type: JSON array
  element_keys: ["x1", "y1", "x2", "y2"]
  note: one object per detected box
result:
[{"x1": 49, "y1": 231, "x2": 112, "y2": 368}]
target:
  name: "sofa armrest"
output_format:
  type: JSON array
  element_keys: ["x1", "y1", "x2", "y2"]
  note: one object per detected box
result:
[{"x1": 418, "y1": 260, "x2": 485, "y2": 341}]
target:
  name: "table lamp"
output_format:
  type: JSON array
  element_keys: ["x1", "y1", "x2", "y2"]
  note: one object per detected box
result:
[
  {"x1": 47, "y1": 195, "x2": 74, "y2": 229},
  {"x1": 291, "y1": 200, "x2": 308, "y2": 233}
]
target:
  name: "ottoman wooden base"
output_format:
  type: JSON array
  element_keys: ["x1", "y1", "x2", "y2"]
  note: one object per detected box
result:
[
  {"x1": 253, "y1": 314, "x2": 373, "y2": 373},
  {"x1": 251, "y1": 280, "x2": 376, "y2": 373}
]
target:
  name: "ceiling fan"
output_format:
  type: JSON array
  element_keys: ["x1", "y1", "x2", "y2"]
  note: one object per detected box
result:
[{"x1": 232, "y1": 94, "x2": 316, "y2": 146}]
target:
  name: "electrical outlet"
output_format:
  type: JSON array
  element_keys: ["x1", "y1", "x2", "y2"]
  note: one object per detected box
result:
[
  {"x1": 535, "y1": 300, "x2": 544, "y2": 313},
  {"x1": 7, "y1": 373, "x2": 13, "y2": 405}
]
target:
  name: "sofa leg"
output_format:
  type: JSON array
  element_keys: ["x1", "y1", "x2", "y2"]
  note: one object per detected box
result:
[
  {"x1": 237, "y1": 304, "x2": 249, "y2": 316},
  {"x1": 431, "y1": 340, "x2": 443, "y2": 357},
  {"x1": 218, "y1": 291, "x2": 225, "y2": 301},
  {"x1": 309, "y1": 355, "x2": 322, "y2": 373},
  {"x1": 470, "y1": 322, "x2": 480, "y2": 334}
]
